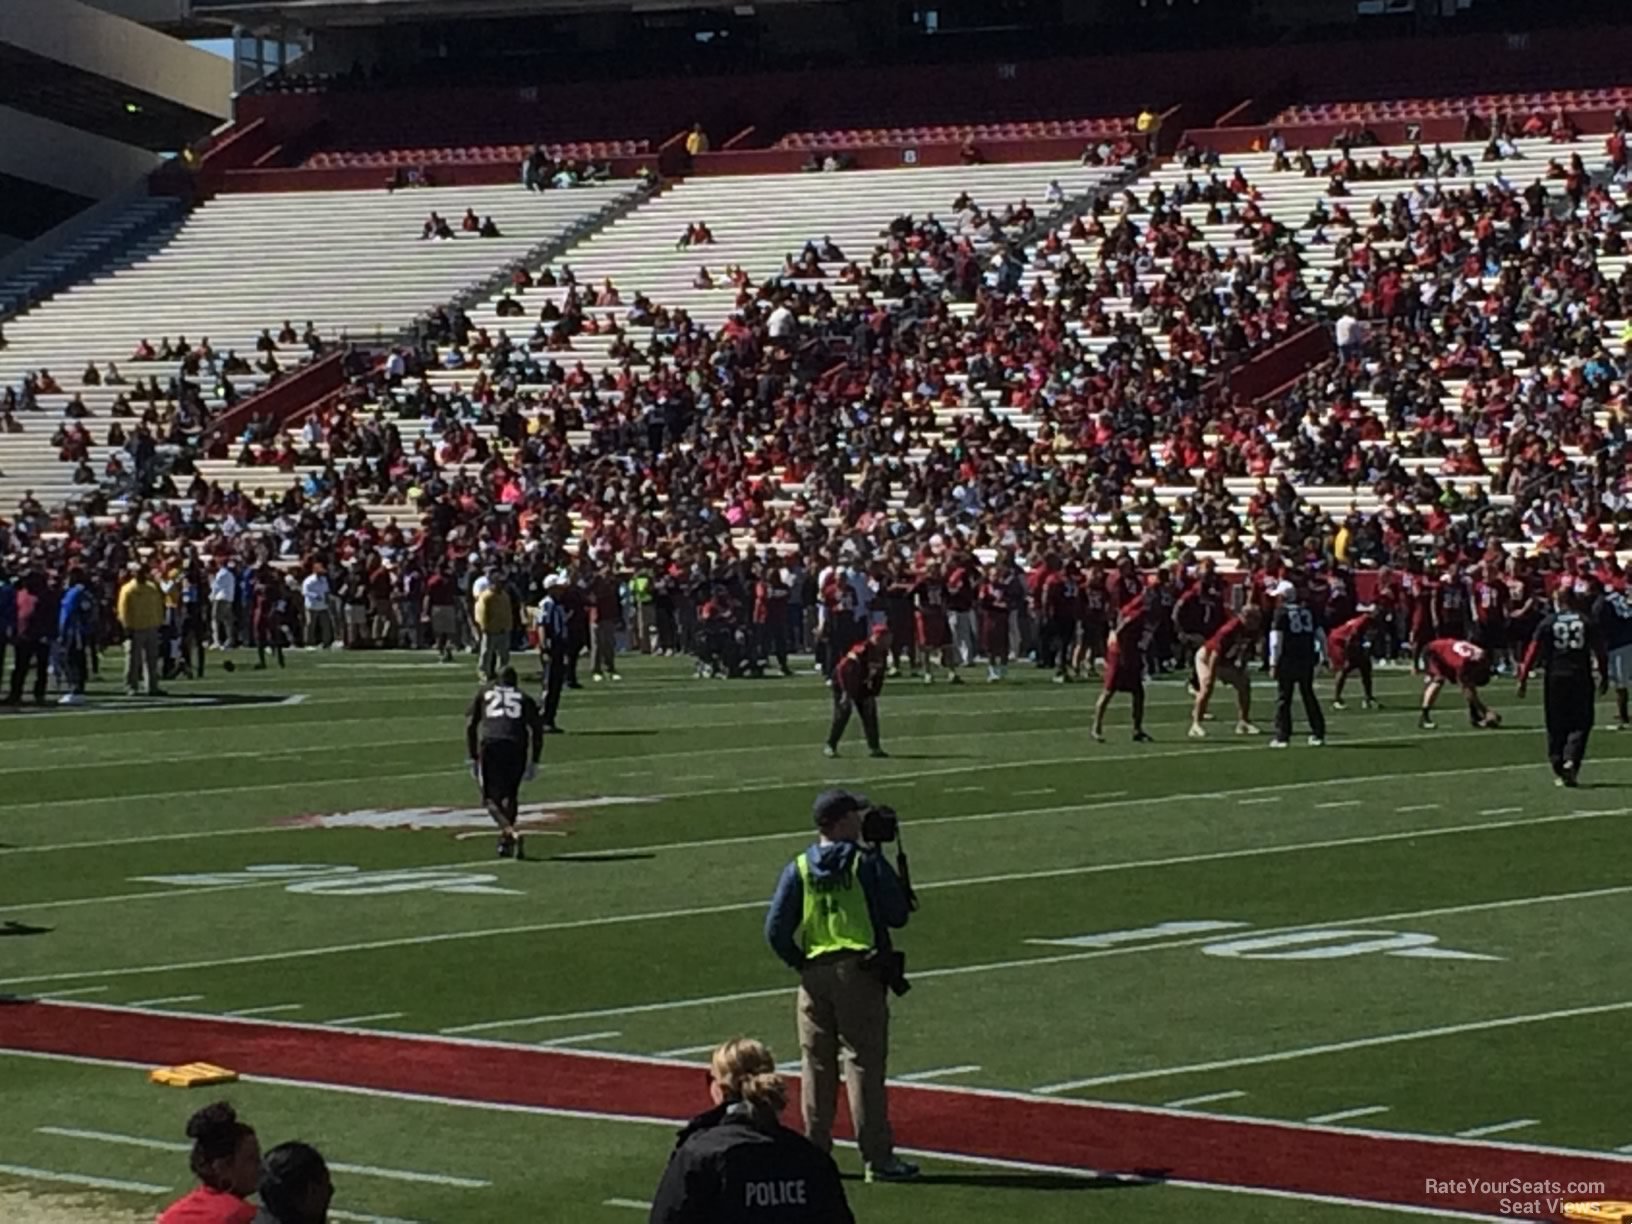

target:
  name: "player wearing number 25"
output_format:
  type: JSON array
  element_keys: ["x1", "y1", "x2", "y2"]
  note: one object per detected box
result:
[
  {"x1": 465, "y1": 666, "x2": 544, "y2": 858},
  {"x1": 764, "y1": 790, "x2": 918, "y2": 1185}
]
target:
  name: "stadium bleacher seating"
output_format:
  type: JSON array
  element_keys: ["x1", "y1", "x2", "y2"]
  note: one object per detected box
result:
[
  {"x1": 0, "y1": 180, "x2": 637, "y2": 509},
  {"x1": 1276, "y1": 86, "x2": 1632, "y2": 127},
  {"x1": 305, "y1": 141, "x2": 649, "y2": 169},
  {"x1": 775, "y1": 119, "x2": 1133, "y2": 150}
]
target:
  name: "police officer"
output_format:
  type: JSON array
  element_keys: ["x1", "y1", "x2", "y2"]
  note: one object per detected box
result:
[
  {"x1": 1517, "y1": 586, "x2": 1608, "y2": 787},
  {"x1": 1269, "y1": 576, "x2": 1327, "y2": 748},
  {"x1": 648, "y1": 1038, "x2": 853, "y2": 1223},
  {"x1": 764, "y1": 790, "x2": 918, "y2": 1184},
  {"x1": 464, "y1": 665, "x2": 544, "y2": 858}
]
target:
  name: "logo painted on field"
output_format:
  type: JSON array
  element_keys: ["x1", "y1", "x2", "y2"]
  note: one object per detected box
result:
[
  {"x1": 133, "y1": 863, "x2": 522, "y2": 897},
  {"x1": 282, "y1": 795, "x2": 659, "y2": 832},
  {"x1": 1028, "y1": 919, "x2": 1501, "y2": 963}
]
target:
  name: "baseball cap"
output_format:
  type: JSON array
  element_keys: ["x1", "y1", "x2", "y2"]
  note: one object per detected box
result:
[{"x1": 812, "y1": 788, "x2": 868, "y2": 829}]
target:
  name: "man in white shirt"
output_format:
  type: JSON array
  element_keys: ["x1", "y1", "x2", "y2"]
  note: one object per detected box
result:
[
  {"x1": 210, "y1": 561, "x2": 238, "y2": 648},
  {"x1": 767, "y1": 304, "x2": 797, "y2": 346},
  {"x1": 301, "y1": 563, "x2": 333, "y2": 649}
]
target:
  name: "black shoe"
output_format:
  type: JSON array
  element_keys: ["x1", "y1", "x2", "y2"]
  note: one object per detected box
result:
[
  {"x1": 1132, "y1": 730, "x2": 1154, "y2": 742},
  {"x1": 497, "y1": 837, "x2": 514, "y2": 859},
  {"x1": 1563, "y1": 765, "x2": 1580, "y2": 788},
  {"x1": 869, "y1": 747, "x2": 889, "y2": 758},
  {"x1": 514, "y1": 835, "x2": 526, "y2": 861},
  {"x1": 543, "y1": 724, "x2": 564, "y2": 734}
]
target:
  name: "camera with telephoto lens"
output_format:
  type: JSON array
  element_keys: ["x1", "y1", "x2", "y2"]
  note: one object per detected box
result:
[
  {"x1": 858, "y1": 804, "x2": 917, "y2": 997},
  {"x1": 860, "y1": 804, "x2": 899, "y2": 845}
]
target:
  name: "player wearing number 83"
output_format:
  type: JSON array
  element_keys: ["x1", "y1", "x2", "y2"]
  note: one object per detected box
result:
[
  {"x1": 1517, "y1": 587, "x2": 1608, "y2": 788},
  {"x1": 465, "y1": 666, "x2": 544, "y2": 857},
  {"x1": 1268, "y1": 577, "x2": 1327, "y2": 748}
]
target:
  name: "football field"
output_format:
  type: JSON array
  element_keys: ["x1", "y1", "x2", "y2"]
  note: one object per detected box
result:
[{"x1": 2, "y1": 652, "x2": 1631, "y2": 1223}]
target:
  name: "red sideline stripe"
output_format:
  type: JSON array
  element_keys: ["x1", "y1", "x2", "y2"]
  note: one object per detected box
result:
[{"x1": 3, "y1": 1001, "x2": 1626, "y2": 1221}]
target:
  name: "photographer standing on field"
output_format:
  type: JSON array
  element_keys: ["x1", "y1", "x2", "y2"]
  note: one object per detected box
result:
[{"x1": 764, "y1": 789, "x2": 919, "y2": 1184}]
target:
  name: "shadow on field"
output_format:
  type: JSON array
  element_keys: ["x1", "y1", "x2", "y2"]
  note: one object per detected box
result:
[
  {"x1": 549, "y1": 852, "x2": 658, "y2": 864},
  {"x1": 0, "y1": 921, "x2": 52, "y2": 937},
  {"x1": 570, "y1": 729, "x2": 663, "y2": 738}
]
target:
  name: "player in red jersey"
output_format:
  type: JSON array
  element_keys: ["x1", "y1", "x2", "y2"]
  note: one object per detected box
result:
[
  {"x1": 1092, "y1": 595, "x2": 1153, "y2": 743},
  {"x1": 1079, "y1": 562, "x2": 1111, "y2": 676},
  {"x1": 911, "y1": 559, "x2": 961, "y2": 685},
  {"x1": 978, "y1": 563, "x2": 1012, "y2": 682},
  {"x1": 1403, "y1": 561, "x2": 1437, "y2": 672},
  {"x1": 1188, "y1": 607, "x2": 1264, "y2": 737},
  {"x1": 1470, "y1": 562, "x2": 1510, "y2": 671},
  {"x1": 1419, "y1": 638, "x2": 1500, "y2": 729},
  {"x1": 1327, "y1": 608, "x2": 1381, "y2": 710}
]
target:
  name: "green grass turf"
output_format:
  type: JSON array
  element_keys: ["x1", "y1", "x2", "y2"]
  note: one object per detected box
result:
[
  {"x1": 0, "y1": 1054, "x2": 1485, "y2": 1222},
  {"x1": 2, "y1": 650, "x2": 1631, "y2": 1220}
]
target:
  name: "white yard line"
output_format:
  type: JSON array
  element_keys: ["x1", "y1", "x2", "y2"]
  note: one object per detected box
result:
[
  {"x1": 1236, "y1": 797, "x2": 1280, "y2": 806},
  {"x1": 0, "y1": 1163, "x2": 167, "y2": 1195},
  {"x1": 1615, "y1": 1143, "x2": 1632, "y2": 1154},
  {"x1": 1036, "y1": 1002, "x2": 1632, "y2": 1093},
  {"x1": 1397, "y1": 804, "x2": 1441, "y2": 813},
  {"x1": 34, "y1": 1127, "x2": 488, "y2": 1188},
  {"x1": 1307, "y1": 1106, "x2": 1392, "y2": 1124},
  {"x1": 329, "y1": 1210, "x2": 425, "y2": 1224},
  {"x1": 1478, "y1": 807, "x2": 1523, "y2": 817},
  {"x1": 126, "y1": 994, "x2": 204, "y2": 1008},
  {"x1": 324, "y1": 1012, "x2": 406, "y2": 1027},
  {"x1": 537, "y1": 1030, "x2": 622, "y2": 1047},
  {"x1": 0, "y1": 859, "x2": 499, "y2": 916},
  {"x1": 223, "y1": 1003, "x2": 303, "y2": 1018},
  {"x1": 18, "y1": 816, "x2": 1626, "y2": 999},
  {"x1": 0, "y1": 722, "x2": 1539, "y2": 834},
  {"x1": 945, "y1": 785, "x2": 985, "y2": 793},
  {"x1": 895, "y1": 1065, "x2": 984, "y2": 1083},
  {"x1": 3, "y1": 1048, "x2": 1618, "y2": 1204},
  {"x1": 652, "y1": 1042, "x2": 723, "y2": 1058},
  {"x1": 434, "y1": 879, "x2": 1632, "y2": 1034},
  {"x1": 1163, "y1": 1090, "x2": 1246, "y2": 1109},
  {"x1": 32, "y1": 986, "x2": 109, "y2": 999},
  {"x1": 604, "y1": 1200, "x2": 655, "y2": 1211},
  {"x1": 1014, "y1": 787, "x2": 1056, "y2": 796},
  {"x1": 1315, "y1": 800, "x2": 1362, "y2": 810},
  {"x1": 1455, "y1": 1119, "x2": 1540, "y2": 1140}
]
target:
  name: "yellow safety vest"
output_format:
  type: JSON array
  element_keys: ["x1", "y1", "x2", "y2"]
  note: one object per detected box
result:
[{"x1": 796, "y1": 852, "x2": 874, "y2": 958}]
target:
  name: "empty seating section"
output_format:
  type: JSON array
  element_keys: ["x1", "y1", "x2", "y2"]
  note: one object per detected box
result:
[
  {"x1": 776, "y1": 118, "x2": 1133, "y2": 149},
  {"x1": 1276, "y1": 86, "x2": 1632, "y2": 126},
  {"x1": 304, "y1": 141, "x2": 648, "y2": 169},
  {"x1": 0, "y1": 181, "x2": 634, "y2": 507}
]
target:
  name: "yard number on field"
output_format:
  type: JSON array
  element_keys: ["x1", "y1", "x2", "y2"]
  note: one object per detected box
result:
[
  {"x1": 1028, "y1": 920, "x2": 1500, "y2": 962},
  {"x1": 133, "y1": 864, "x2": 523, "y2": 897}
]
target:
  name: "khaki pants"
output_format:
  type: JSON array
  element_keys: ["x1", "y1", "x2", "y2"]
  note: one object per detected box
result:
[
  {"x1": 124, "y1": 627, "x2": 160, "y2": 695},
  {"x1": 798, "y1": 952, "x2": 894, "y2": 1167},
  {"x1": 479, "y1": 631, "x2": 510, "y2": 680}
]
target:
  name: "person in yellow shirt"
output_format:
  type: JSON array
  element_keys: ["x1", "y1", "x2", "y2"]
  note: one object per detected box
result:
[
  {"x1": 117, "y1": 563, "x2": 166, "y2": 696},
  {"x1": 472, "y1": 572, "x2": 514, "y2": 682},
  {"x1": 684, "y1": 122, "x2": 710, "y2": 158}
]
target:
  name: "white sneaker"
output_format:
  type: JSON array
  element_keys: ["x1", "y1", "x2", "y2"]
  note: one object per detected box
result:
[
  {"x1": 1308, "y1": 735, "x2": 1325, "y2": 747},
  {"x1": 593, "y1": 673, "x2": 604, "y2": 683},
  {"x1": 58, "y1": 692, "x2": 86, "y2": 706},
  {"x1": 1235, "y1": 721, "x2": 1260, "y2": 736},
  {"x1": 1187, "y1": 723, "x2": 1206, "y2": 739},
  {"x1": 1269, "y1": 739, "x2": 1289, "y2": 749}
]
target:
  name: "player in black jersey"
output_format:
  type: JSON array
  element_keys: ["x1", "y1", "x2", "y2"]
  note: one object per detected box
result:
[
  {"x1": 1268, "y1": 578, "x2": 1327, "y2": 749},
  {"x1": 465, "y1": 666, "x2": 545, "y2": 857},
  {"x1": 1517, "y1": 587, "x2": 1608, "y2": 787},
  {"x1": 1593, "y1": 584, "x2": 1632, "y2": 731}
]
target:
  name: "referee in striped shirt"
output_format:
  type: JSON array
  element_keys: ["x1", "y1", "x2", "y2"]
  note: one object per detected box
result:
[{"x1": 536, "y1": 576, "x2": 570, "y2": 733}]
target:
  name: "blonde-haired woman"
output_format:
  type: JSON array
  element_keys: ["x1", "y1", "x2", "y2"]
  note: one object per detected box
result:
[{"x1": 649, "y1": 1038, "x2": 854, "y2": 1223}]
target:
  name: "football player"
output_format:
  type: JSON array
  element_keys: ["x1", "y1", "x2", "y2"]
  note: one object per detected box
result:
[{"x1": 465, "y1": 666, "x2": 545, "y2": 858}]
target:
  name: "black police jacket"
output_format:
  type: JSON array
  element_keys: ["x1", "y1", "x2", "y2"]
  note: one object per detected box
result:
[{"x1": 648, "y1": 1103, "x2": 854, "y2": 1224}]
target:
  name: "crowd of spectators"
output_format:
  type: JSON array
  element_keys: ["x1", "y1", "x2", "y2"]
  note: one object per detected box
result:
[{"x1": 3, "y1": 119, "x2": 1630, "y2": 706}]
